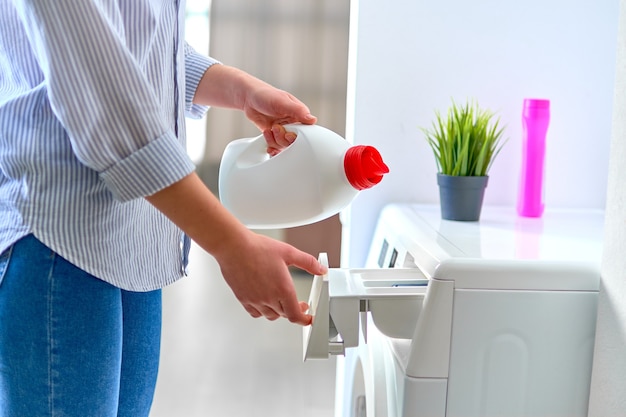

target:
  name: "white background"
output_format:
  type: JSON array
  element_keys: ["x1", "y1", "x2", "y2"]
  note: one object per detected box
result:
[{"x1": 343, "y1": 0, "x2": 620, "y2": 267}]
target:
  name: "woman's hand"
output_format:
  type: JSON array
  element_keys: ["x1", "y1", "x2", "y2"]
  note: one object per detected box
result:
[
  {"x1": 214, "y1": 230, "x2": 326, "y2": 324},
  {"x1": 193, "y1": 64, "x2": 317, "y2": 155},
  {"x1": 185, "y1": 65, "x2": 326, "y2": 324},
  {"x1": 242, "y1": 83, "x2": 316, "y2": 155},
  {"x1": 146, "y1": 173, "x2": 327, "y2": 325}
]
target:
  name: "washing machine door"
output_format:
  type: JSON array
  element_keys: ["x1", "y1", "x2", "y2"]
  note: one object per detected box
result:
[
  {"x1": 335, "y1": 348, "x2": 369, "y2": 417},
  {"x1": 334, "y1": 313, "x2": 398, "y2": 417}
]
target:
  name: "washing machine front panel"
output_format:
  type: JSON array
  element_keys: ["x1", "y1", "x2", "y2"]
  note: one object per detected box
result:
[
  {"x1": 333, "y1": 204, "x2": 603, "y2": 417},
  {"x1": 446, "y1": 288, "x2": 598, "y2": 417}
]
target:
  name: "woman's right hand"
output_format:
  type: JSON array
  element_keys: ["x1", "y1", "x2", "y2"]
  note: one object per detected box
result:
[
  {"x1": 213, "y1": 230, "x2": 327, "y2": 325},
  {"x1": 145, "y1": 172, "x2": 326, "y2": 325}
]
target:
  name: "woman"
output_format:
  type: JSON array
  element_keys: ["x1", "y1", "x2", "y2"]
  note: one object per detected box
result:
[{"x1": 0, "y1": 1, "x2": 326, "y2": 416}]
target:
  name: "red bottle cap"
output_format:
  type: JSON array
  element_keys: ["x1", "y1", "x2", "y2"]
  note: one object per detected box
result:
[{"x1": 344, "y1": 145, "x2": 389, "y2": 190}]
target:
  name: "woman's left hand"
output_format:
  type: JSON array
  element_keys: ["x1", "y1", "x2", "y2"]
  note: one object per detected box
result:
[
  {"x1": 242, "y1": 84, "x2": 317, "y2": 155},
  {"x1": 192, "y1": 64, "x2": 317, "y2": 155}
]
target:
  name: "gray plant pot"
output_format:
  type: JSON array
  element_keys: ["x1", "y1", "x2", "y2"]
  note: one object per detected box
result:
[{"x1": 437, "y1": 174, "x2": 489, "y2": 221}]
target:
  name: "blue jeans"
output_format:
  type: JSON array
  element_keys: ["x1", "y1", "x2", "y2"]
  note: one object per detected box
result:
[{"x1": 0, "y1": 235, "x2": 161, "y2": 417}]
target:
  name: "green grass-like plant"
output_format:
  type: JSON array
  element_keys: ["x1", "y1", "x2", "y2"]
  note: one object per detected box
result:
[{"x1": 421, "y1": 99, "x2": 507, "y2": 177}]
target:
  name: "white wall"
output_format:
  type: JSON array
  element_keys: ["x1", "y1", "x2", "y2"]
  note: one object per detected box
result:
[
  {"x1": 343, "y1": 0, "x2": 619, "y2": 267},
  {"x1": 588, "y1": 0, "x2": 626, "y2": 414}
]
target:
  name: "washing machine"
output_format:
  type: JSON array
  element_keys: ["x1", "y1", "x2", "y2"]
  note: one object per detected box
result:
[{"x1": 303, "y1": 204, "x2": 604, "y2": 417}]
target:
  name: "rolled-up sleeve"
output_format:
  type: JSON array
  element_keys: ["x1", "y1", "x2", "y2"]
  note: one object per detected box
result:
[
  {"x1": 184, "y1": 42, "x2": 220, "y2": 119},
  {"x1": 11, "y1": 0, "x2": 197, "y2": 201}
]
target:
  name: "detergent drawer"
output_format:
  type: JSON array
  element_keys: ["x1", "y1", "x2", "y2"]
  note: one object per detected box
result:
[{"x1": 303, "y1": 253, "x2": 428, "y2": 361}]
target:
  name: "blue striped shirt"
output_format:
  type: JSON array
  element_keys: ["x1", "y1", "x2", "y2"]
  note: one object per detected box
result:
[{"x1": 0, "y1": 1, "x2": 219, "y2": 291}]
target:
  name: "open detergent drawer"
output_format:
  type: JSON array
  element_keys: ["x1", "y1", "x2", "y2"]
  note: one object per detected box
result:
[{"x1": 303, "y1": 253, "x2": 428, "y2": 361}]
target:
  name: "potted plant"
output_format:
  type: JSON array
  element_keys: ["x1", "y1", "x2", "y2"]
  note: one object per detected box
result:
[{"x1": 421, "y1": 99, "x2": 507, "y2": 221}]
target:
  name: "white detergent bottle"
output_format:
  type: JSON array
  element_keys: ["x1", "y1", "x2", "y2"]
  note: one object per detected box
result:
[{"x1": 218, "y1": 123, "x2": 389, "y2": 229}]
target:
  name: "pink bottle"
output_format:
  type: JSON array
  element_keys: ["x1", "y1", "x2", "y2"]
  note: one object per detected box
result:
[{"x1": 517, "y1": 98, "x2": 550, "y2": 217}]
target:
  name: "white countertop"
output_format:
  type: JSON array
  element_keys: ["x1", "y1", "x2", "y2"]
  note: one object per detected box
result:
[{"x1": 376, "y1": 204, "x2": 605, "y2": 290}]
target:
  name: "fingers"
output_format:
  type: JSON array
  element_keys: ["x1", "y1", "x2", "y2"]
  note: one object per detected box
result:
[
  {"x1": 243, "y1": 78, "x2": 316, "y2": 132},
  {"x1": 243, "y1": 304, "x2": 263, "y2": 318},
  {"x1": 268, "y1": 91, "x2": 316, "y2": 127},
  {"x1": 288, "y1": 249, "x2": 328, "y2": 277},
  {"x1": 280, "y1": 299, "x2": 313, "y2": 326},
  {"x1": 274, "y1": 125, "x2": 297, "y2": 145},
  {"x1": 263, "y1": 124, "x2": 296, "y2": 150},
  {"x1": 224, "y1": 237, "x2": 323, "y2": 327},
  {"x1": 240, "y1": 246, "x2": 323, "y2": 326},
  {"x1": 263, "y1": 124, "x2": 299, "y2": 157},
  {"x1": 263, "y1": 129, "x2": 281, "y2": 157},
  {"x1": 242, "y1": 300, "x2": 312, "y2": 325},
  {"x1": 243, "y1": 304, "x2": 280, "y2": 321},
  {"x1": 258, "y1": 306, "x2": 281, "y2": 321}
]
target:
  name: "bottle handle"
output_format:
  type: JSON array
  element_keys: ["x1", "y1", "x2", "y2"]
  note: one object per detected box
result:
[
  {"x1": 227, "y1": 134, "x2": 272, "y2": 168},
  {"x1": 235, "y1": 124, "x2": 306, "y2": 167}
]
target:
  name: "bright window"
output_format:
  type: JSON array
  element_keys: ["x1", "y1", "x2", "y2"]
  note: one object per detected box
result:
[{"x1": 185, "y1": 1, "x2": 211, "y2": 163}]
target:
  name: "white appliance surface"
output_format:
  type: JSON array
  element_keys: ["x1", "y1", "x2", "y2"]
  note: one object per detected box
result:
[
  {"x1": 407, "y1": 205, "x2": 603, "y2": 261},
  {"x1": 322, "y1": 203, "x2": 604, "y2": 417},
  {"x1": 372, "y1": 204, "x2": 604, "y2": 289}
]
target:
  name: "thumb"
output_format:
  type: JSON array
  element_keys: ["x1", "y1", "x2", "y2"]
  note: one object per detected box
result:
[
  {"x1": 300, "y1": 112, "x2": 317, "y2": 125},
  {"x1": 285, "y1": 95, "x2": 316, "y2": 125}
]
